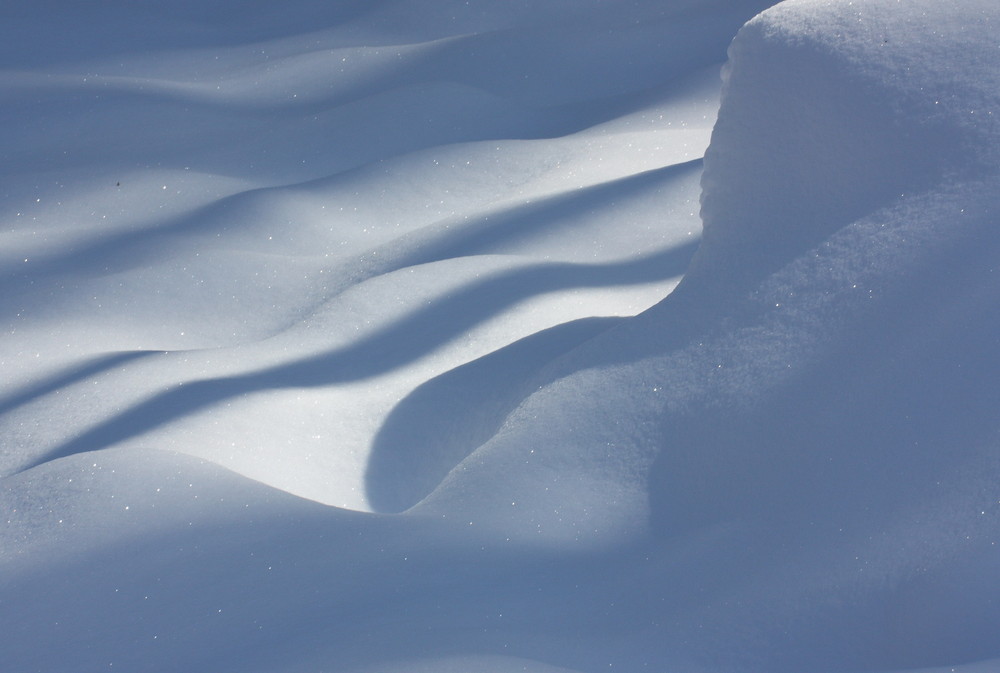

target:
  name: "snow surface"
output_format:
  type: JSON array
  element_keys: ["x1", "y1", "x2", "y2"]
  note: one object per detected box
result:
[{"x1": 2, "y1": 0, "x2": 999, "y2": 671}]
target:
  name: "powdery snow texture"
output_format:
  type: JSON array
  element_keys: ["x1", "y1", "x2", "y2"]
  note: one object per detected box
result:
[{"x1": 2, "y1": 1, "x2": 999, "y2": 672}]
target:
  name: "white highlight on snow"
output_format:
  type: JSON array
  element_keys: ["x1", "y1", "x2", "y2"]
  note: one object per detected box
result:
[{"x1": 1, "y1": 0, "x2": 998, "y2": 672}]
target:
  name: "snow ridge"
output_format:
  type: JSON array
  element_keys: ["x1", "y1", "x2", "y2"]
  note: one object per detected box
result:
[{"x1": 2, "y1": 1, "x2": 999, "y2": 672}]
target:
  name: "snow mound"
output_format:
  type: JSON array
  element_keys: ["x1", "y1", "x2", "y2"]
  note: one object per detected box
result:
[
  {"x1": 690, "y1": 0, "x2": 1000, "y2": 294},
  {"x1": 416, "y1": 0, "x2": 1000, "y2": 669},
  {"x1": 2, "y1": 1, "x2": 999, "y2": 672}
]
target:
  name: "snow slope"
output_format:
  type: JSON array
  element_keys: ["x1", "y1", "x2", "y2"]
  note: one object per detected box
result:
[
  {"x1": 2, "y1": 0, "x2": 999, "y2": 672},
  {"x1": 0, "y1": 0, "x2": 763, "y2": 510}
]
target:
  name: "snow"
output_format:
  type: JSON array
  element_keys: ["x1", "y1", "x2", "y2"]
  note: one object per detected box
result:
[{"x1": 2, "y1": 0, "x2": 999, "y2": 671}]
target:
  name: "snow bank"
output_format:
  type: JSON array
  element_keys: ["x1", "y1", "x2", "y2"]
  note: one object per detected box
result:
[
  {"x1": 0, "y1": 0, "x2": 739, "y2": 506},
  {"x1": 418, "y1": 0, "x2": 1000, "y2": 669},
  {"x1": 2, "y1": 0, "x2": 999, "y2": 672},
  {"x1": 691, "y1": 0, "x2": 1000, "y2": 294}
]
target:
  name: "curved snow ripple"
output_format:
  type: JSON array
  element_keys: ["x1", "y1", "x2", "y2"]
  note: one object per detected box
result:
[
  {"x1": 0, "y1": 1, "x2": 718, "y2": 504},
  {"x1": 7, "y1": 1, "x2": 999, "y2": 673}
]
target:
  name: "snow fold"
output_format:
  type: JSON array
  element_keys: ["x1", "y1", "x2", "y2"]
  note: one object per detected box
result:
[{"x1": 2, "y1": 1, "x2": 999, "y2": 672}]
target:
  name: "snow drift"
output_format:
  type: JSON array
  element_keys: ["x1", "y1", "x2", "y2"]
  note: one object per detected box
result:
[
  {"x1": 414, "y1": 0, "x2": 1000, "y2": 667},
  {"x1": 2, "y1": 0, "x2": 999, "y2": 672}
]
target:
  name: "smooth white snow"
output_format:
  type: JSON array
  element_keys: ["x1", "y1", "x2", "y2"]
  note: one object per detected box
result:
[{"x1": 2, "y1": 0, "x2": 998, "y2": 672}]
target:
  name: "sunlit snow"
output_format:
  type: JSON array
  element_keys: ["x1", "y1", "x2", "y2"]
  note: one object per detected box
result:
[{"x1": 2, "y1": 1, "x2": 998, "y2": 672}]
